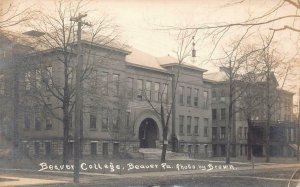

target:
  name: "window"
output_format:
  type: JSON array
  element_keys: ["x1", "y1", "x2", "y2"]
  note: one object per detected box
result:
[
  {"x1": 24, "y1": 111, "x2": 31, "y2": 129},
  {"x1": 91, "y1": 142, "x2": 97, "y2": 155},
  {"x1": 154, "y1": 82, "x2": 160, "y2": 102},
  {"x1": 179, "y1": 86, "x2": 184, "y2": 105},
  {"x1": 220, "y1": 88, "x2": 226, "y2": 97},
  {"x1": 102, "y1": 108, "x2": 108, "y2": 131},
  {"x1": 212, "y1": 109, "x2": 217, "y2": 120},
  {"x1": 186, "y1": 87, "x2": 191, "y2": 105},
  {"x1": 220, "y1": 108, "x2": 226, "y2": 120},
  {"x1": 35, "y1": 69, "x2": 41, "y2": 89},
  {"x1": 212, "y1": 89, "x2": 217, "y2": 97},
  {"x1": 45, "y1": 142, "x2": 51, "y2": 156},
  {"x1": 204, "y1": 118, "x2": 209, "y2": 137},
  {"x1": 194, "y1": 88, "x2": 199, "y2": 106},
  {"x1": 180, "y1": 144, "x2": 185, "y2": 153},
  {"x1": 195, "y1": 145, "x2": 199, "y2": 156},
  {"x1": 127, "y1": 78, "x2": 133, "y2": 99},
  {"x1": 103, "y1": 142, "x2": 109, "y2": 157},
  {"x1": 90, "y1": 70, "x2": 98, "y2": 90},
  {"x1": 112, "y1": 109, "x2": 119, "y2": 130},
  {"x1": 0, "y1": 74, "x2": 5, "y2": 95},
  {"x1": 113, "y1": 74, "x2": 119, "y2": 96},
  {"x1": 179, "y1": 115, "x2": 184, "y2": 134},
  {"x1": 113, "y1": 143, "x2": 119, "y2": 157},
  {"x1": 45, "y1": 114, "x2": 52, "y2": 130},
  {"x1": 25, "y1": 71, "x2": 32, "y2": 90},
  {"x1": 126, "y1": 112, "x2": 130, "y2": 128},
  {"x1": 162, "y1": 84, "x2": 168, "y2": 103},
  {"x1": 188, "y1": 145, "x2": 192, "y2": 156},
  {"x1": 69, "y1": 112, "x2": 73, "y2": 128},
  {"x1": 90, "y1": 114, "x2": 97, "y2": 129},
  {"x1": 35, "y1": 111, "x2": 41, "y2": 130},
  {"x1": 204, "y1": 126, "x2": 209, "y2": 137},
  {"x1": 67, "y1": 67, "x2": 73, "y2": 85},
  {"x1": 244, "y1": 127, "x2": 248, "y2": 139},
  {"x1": 238, "y1": 127, "x2": 243, "y2": 139},
  {"x1": 187, "y1": 116, "x2": 191, "y2": 135},
  {"x1": 194, "y1": 117, "x2": 199, "y2": 135},
  {"x1": 145, "y1": 81, "x2": 151, "y2": 100},
  {"x1": 220, "y1": 127, "x2": 226, "y2": 139},
  {"x1": 203, "y1": 91, "x2": 208, "y2": 108},
  {"x1": 212, "y1": 127, "x2": 217, "y2": 140},
  {"x1": 291, "y1": 129, "x2": 295, "y2": 142},
  {"x1": 34, "y1": 142, "x2": 40, "y2": 157},
  {"x1": 137, "y1": 79, "x2": 143, "y2": 100},
  {"x1": 100, "y1": 72, "x2": 108, "y2": 95},
  {"x1": 45, "y1": 66, "x2": 53, "y2": 89}
]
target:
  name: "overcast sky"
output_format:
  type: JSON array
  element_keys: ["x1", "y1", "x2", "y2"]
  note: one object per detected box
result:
[{"x1": 1, "y1": 0, "x2": 300, "y2": 94}]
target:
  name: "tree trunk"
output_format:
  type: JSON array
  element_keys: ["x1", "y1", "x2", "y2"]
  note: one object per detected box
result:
[
  {"x1": 160, "y1": 105, "x2": 168, "y2": 163},
  {"x1": 265, "y1": 121, "x2": 270, "y2": 162},
  {"x1": 62, "y1": 57, "x2": 71, "y2": 165},
  {"x1": 161, "y1": 126, "x2": 168, "y2": 163},
  {"x1": 265, "y1": 67, "x2": 271, "y2": 163},
  {"x1": 62, "y1": 102, "x2": 70, "y2": 165},
  {"x1": 247, "y1": 118, "x2": 252, "y2": 160},
  {"x1": 12, "y1": 57, "x2": 19, "y2": 160},
  {"x1": 226, "y1": 92, "x2": 233, "y2": 164}
]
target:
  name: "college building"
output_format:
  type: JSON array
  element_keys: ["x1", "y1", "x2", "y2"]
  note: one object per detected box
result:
[{"x1": 0, "y1": 30, "x2": 297, "y2": 159}]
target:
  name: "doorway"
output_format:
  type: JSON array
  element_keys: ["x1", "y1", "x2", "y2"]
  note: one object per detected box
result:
[{"x1": 139, "y1": 118, "x2": 158, "y2": 148}]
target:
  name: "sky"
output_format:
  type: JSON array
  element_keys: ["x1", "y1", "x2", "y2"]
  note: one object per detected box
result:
[{"x1": 1, "y1": 0, "x2": 300, "y2": 93}]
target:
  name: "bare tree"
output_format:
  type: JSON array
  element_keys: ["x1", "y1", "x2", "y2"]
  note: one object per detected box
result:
[
  {"x1": 21, "y1": 0, "x2": 119, "y2": 165},
  {"x1": 257, "y1": 44, "x2": 292, "y2": 162},
  {"x1": 0, "y1": 1, "x2": 32, "y2": 29},
  {"x1": 142, "y1": 29, "x2": 196, "y2": 163}
]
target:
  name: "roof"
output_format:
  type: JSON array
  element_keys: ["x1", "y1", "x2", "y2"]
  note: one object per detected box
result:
[
  {"x1": 204, "y1": 67, "x2": 280, "y2": 87},
  {"x1": 0, "y1": 29, "x2": 207, "y2": 73},
  {"x1": 126, "y1": 49, "x2": 207, "y2": 73},
  {"x1": 204, "y1": 71, "x2": 228, "y2": 82},
  {"x1": 126, "y1": 48, "x2": 166, "y2": 71}
]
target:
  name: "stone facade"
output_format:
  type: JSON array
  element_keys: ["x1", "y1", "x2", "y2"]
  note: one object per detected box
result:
[
  {"x1": 204, "y1": 68, "x2": 296, "y2": 158},
  {"x1": 0, "y1": 31, "x2": 296, "y2": 160},
  {"x1": 0, "y1": 32, "x2": 212, "y2": 159}
]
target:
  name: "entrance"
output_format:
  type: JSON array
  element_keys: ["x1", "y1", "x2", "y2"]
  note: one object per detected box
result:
[{"x1": 139, "y1": 118, "x2": 158, "y2": 148}]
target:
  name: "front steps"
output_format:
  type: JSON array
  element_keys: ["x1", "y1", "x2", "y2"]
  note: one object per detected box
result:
[{"x1": 139, "y1": 148, "x2": 189, "y2": 160}]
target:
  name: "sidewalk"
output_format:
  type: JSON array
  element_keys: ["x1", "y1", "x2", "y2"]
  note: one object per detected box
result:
[{"x1": 1, "y1": 161, "x2": 300, "y2": 186}]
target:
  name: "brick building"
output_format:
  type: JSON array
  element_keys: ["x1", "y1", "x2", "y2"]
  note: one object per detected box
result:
[
  {"x1": 0, "y1": 30, "x2": 296, "y2": 160},
  {"x1": 0, "y1": 31, "x2": 212, "y2": 159},
  {"x1": 204, "y1": 68, "x2": 297, "y2": 157}
]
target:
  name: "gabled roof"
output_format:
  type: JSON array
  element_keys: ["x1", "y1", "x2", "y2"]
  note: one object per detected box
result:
[
  {"x1": 204, "y1": 71, "x2": 228, "y2": 82},
  {"x1": 204, "y1": 67, "x2": 279, "y2": 87},
  {"x1": 126, "y1": 48, "x2": 166, "y2": 71},
  {"x1": 0, "y1": 30, "x2": 208, "y2": 74}
]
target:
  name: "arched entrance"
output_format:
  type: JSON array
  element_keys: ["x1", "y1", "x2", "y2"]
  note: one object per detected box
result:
[{"x1": 139, "y1": 118, "x2": 158, "y2": 148}]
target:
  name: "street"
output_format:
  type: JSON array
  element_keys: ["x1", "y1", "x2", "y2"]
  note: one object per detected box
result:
[{"x1": 1, "y1": 165, "x2": 299, "y2": 187}]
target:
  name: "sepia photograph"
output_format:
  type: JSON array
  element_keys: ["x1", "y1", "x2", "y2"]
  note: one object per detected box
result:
[{"x1": 0, "y1": 0, "x2": 300, "y2": 186}]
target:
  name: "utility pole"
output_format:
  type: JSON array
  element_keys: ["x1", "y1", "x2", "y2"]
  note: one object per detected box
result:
[
  {"x1": 297, "y1": 88, "x2": 300, "y2": 161},
  {"x1": 70, "y1": 13, "x2": 90, "y2": 183}
]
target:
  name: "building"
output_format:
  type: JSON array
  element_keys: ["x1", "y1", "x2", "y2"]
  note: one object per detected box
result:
[
  {"x1": 204, "y1": 68, "x2": 297, "y2": 158},
  {"x1": 0, "y1": 31, "x2": 212, "y2": 159},
  {"x1": 0, "y1": 30, "x2": 296, "y2": 160}
]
